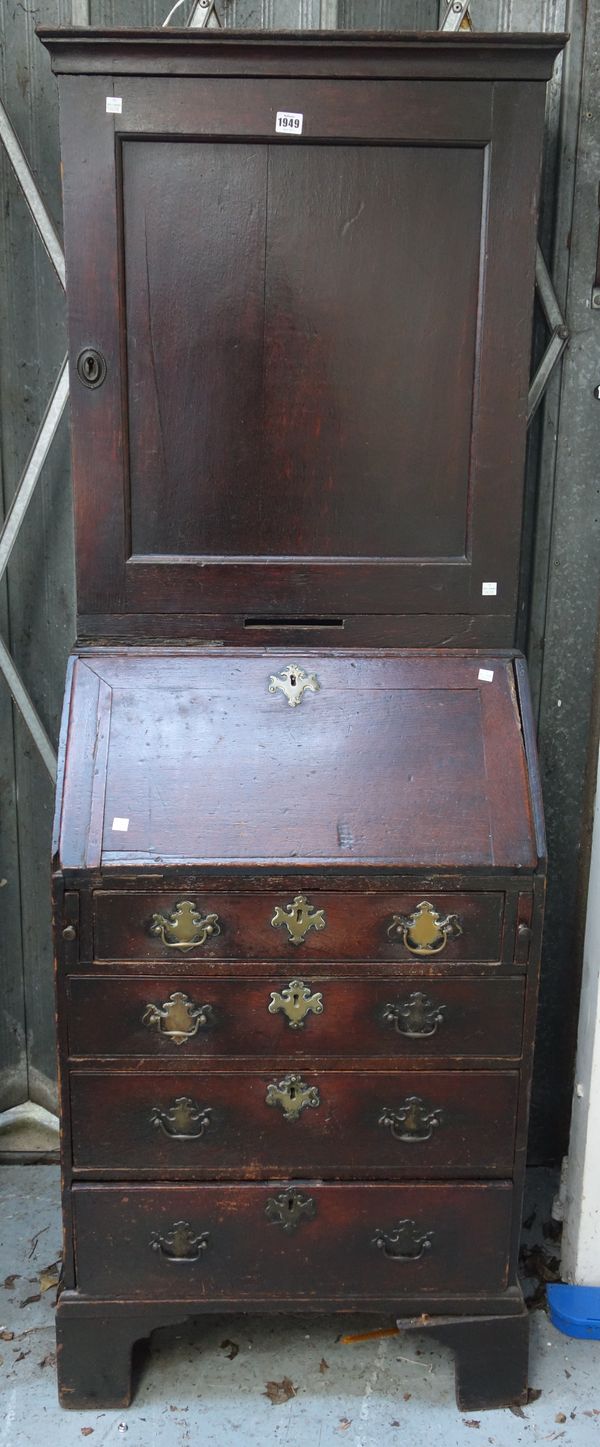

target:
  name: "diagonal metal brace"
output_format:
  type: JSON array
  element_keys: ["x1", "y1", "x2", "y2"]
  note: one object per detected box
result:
[
  {"x1": 0, "y1": 100, "x2": 68, "y2": 781},
  {"x1": 528, "y1": 245, "x2": 570, "y2": 423},
  {"x1": 0, "y1": 358, "x2": 69, "y2": 589},
  {"x1": 0, "y1": 97, "x2": 65, "y2": 290},
  {"x1": 0, "y1": 637, "x2": 57, "y2": 782}
]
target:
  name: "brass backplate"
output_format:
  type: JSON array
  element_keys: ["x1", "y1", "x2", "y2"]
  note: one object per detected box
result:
[
  {"x1": 150, "y1": 900, "x2": 221, "y2": 951},
  {"x1": 150, "y1": 1097, "x2": 212, "y2": 1139},
  {"x1": 150, "y1": 1220, "x2": 209, "y2": 1261},
  {"x1": 143, "y1": 991, "x2": 214, "y2": 1045},
  {"x1": 388, "y1": 900, "x2": 462, "y2": 956},
  {"x1": 372, "y1": 1218, "x2": 434, "y2": 1261}
]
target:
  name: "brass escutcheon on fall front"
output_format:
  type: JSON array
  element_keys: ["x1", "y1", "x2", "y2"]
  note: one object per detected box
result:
[
  {"x1": 265, "y1": 1188, "x2": 316, "y2": 1233},
  {"x1": 271, "y1": 894, "x2": 326, "y2": 945},
  {"x1": 149, "y1": 1221, "x2": 209, "y2": 1262},
  {"x1": 150, "y1": 1097, "x2": 212, "y2": 1139},
  {"x1": 265, "y1": 1071, "x2": 321, "y2": 1122},
  {"x1": 143, "y1": 991, "x2": 214, "y2": 1045},
  {"x1": 378, "y1": 1095, "x2": 443, "y2": 1143},
  {"x1": 387, "y1": 900, "x2": 462, "y2": 955},
  {"x1": 371, "y1": 1218, "x2": 434, "y2": 1261},
  {"x1": 150, "y1": 900, "x2": 221, "y2": 951},
  {"x1": 268, "y1": 978, "x2": 324, "y2": 1029},
  {"x1": 382, "y1": 991, "x2": 446, "y2": 1039},
  {"x1": 268, "y1": 663, "x2": 320, "y2": 707}
]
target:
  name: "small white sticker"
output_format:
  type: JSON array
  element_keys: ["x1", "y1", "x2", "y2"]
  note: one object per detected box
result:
[
  {"x1": 478, "y1": 668, "x2": 494, "y2": 683},
  {"x1": 111, "y1": 816, "x2": 129, "y2": 832},
  {"x1": 275, "y1": 110, "x2": 303, "y2": 135},
  {"x1": 481, "y1": 581, "x2": 498, "y2": 596},
  {"x1": 106, "y1": 96, "x2": 122, "y2": 114}
]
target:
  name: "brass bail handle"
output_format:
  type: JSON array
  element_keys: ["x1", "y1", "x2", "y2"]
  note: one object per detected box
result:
[
  {"x1": 150, "y1": 900, "x2": 221, "y2": 951},
  {"x1": 388, "y1": 900, "x2": 462, "y2": 956}
]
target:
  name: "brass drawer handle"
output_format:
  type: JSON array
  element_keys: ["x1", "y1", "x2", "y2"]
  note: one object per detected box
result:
[
  {"x1": 387, "y1": 900, "x2": 462, "y2": 955},
  {"x1": 143, "y1": 990, "x2": 215, "y2": 1045},
  {"x1": 372, "y1": 1218, "x2": 434, "y2": 1261},
  {"x1": 382, "y1": 991, "x2": 446, "y2": 1038},
  {"x1": 150, "y1": 1221, "x2": 209, "y2": 1262},
  {"x1": 150, "y1": 1097, "x2": 212, "y2": 1139},
  {"x1": 150, "y1": 900, "x2": 221, "y2": 951},
  {"x1": 378, "y1": 1095, "x2": 443, "y2": 1143},
  {"x1": 271, "y1": 893, "x2": 326, "y2": 945},
  {"x1": 265, "y1": 1188, "x2": 316, "y2": 1233},
  {"x1": 268, "y1": 664, "x2": 319, "y2": 707},
  {"x1": 268, "y1": 978, "x2": 324, "y2": 1028},
  {"x1": 266, "y1": 1072, "x2": 320, "y2": 1122}
]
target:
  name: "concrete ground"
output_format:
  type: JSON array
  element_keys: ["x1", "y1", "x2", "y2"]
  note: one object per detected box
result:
[{"x1": 1, "y1": 1166, "x2": 600, "y2": 1447}]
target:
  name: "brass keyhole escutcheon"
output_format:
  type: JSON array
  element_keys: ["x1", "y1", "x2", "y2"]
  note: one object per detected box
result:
[
  {"x1": 265, "y1": 1072, "x2": 320, "y2": 1122},
  {"x1": 268, "y1": 664, "x2": 320, "y2": 707},
  {"x1": 268, "y1": 979, "x2": 324, "y2": 1029},
  {"x1": 387, "y1": 901, "x2": 462, "y2": 956},
  {"x1": 271, "y1": 894, "x2": 326, "y2": 946},
  {"x1": 76, "y1": 347, "x2": 107, "y2": 389},
  {"x1": 265, "y1": 1188, "x2": 316, "y2": 1233}
]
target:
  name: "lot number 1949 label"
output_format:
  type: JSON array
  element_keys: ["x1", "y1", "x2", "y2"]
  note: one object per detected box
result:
[{"x1": 275, "y1": 111, "x2": 304, "y2": 135}]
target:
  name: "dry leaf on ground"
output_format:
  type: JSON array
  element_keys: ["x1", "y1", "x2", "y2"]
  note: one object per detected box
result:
[
  {"x1": 220, "y1": 1339, "x2": 239, "y2": 1361},
  {"x1": 264, "y1": 1377, "x2": 297, "y2": 1405}
]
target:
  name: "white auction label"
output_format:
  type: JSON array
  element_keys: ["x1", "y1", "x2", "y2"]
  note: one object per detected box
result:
[
  {"x1": 111, "y1": 816, "x2": 129, "y2": 831},
  {"x1": 481, "y1": 581, "x2": 498, "y2": 596},
  {"x1": 478, "y1": 669, "x2": 495, "y2": 683},
  {"x1": 275, "y1": 110, "x2": 303, "y2": 135},
  {"x1": 106, "y1": 96, "x2": 122, "y2": 114}
]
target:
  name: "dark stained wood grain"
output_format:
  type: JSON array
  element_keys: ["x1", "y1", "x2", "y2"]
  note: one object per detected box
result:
[
  {"x1": 56, "y1": 651, "x2": 538, "y2": 873},
  {"x1": 93, "y1": 889, "x2": 504, "y2": 964},
  {"x1": 66, "y1": 974, "x2": 525, "y2": 1061},
  {"x1": 39, "y1": 29, "x2": 566, "y2": 83},
  {"x1": 397, "y1": 1304, "x2": 530, "y2": 1411},
  {"x1": 69, "y1": 1067, "x2": 519, "y2": 1177},
  {"x1": 72, "y1": 1181, "x2": 513, "y2": 1300},
  {"x1": 124, "y1": 139, "x2": 483, "y2": 566},
  {"x1": 39, "y1": 34, "x2": 558, "y2": 640},
  {"x1": 40, "y1": 25, "x2": 561, "y2": 1412}
]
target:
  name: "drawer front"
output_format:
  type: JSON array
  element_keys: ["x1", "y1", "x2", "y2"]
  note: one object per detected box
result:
[
  {"x1": 72, "y1": 1182, "x2": 512, "y2": 1300},
  {"x1": 67, "y1": 975, "x2": 525, "y2": 1060},
  {"x1": 93, "y1": 890, "x2": 505, "y2": 964},
  {"x1": 69, "y1": 1069, "x2": 519, "y2": 1177}
]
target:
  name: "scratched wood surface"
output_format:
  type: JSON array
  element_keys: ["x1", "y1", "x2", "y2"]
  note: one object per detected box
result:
[
  {"x1": 55, "y1": 650, "x2": 539, "y2": 871},
  {"x1": 71, "y1": 1180, "x2": 514, "y2": 1299}
]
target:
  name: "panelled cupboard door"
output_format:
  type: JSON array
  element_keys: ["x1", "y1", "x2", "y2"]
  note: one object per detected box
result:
[{"x1": 40, "y1": 32, "x2": 564, "y2": 644}]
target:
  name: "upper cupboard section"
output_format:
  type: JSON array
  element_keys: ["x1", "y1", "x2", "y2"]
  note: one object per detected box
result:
[{"x1": 42, "y1": 31, "x2": 564, "y2": 644}]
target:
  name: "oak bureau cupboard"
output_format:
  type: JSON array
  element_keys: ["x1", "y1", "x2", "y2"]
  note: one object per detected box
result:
[{"x1": 38, "y1": 26, "x2": 565, "y2": 1411}]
